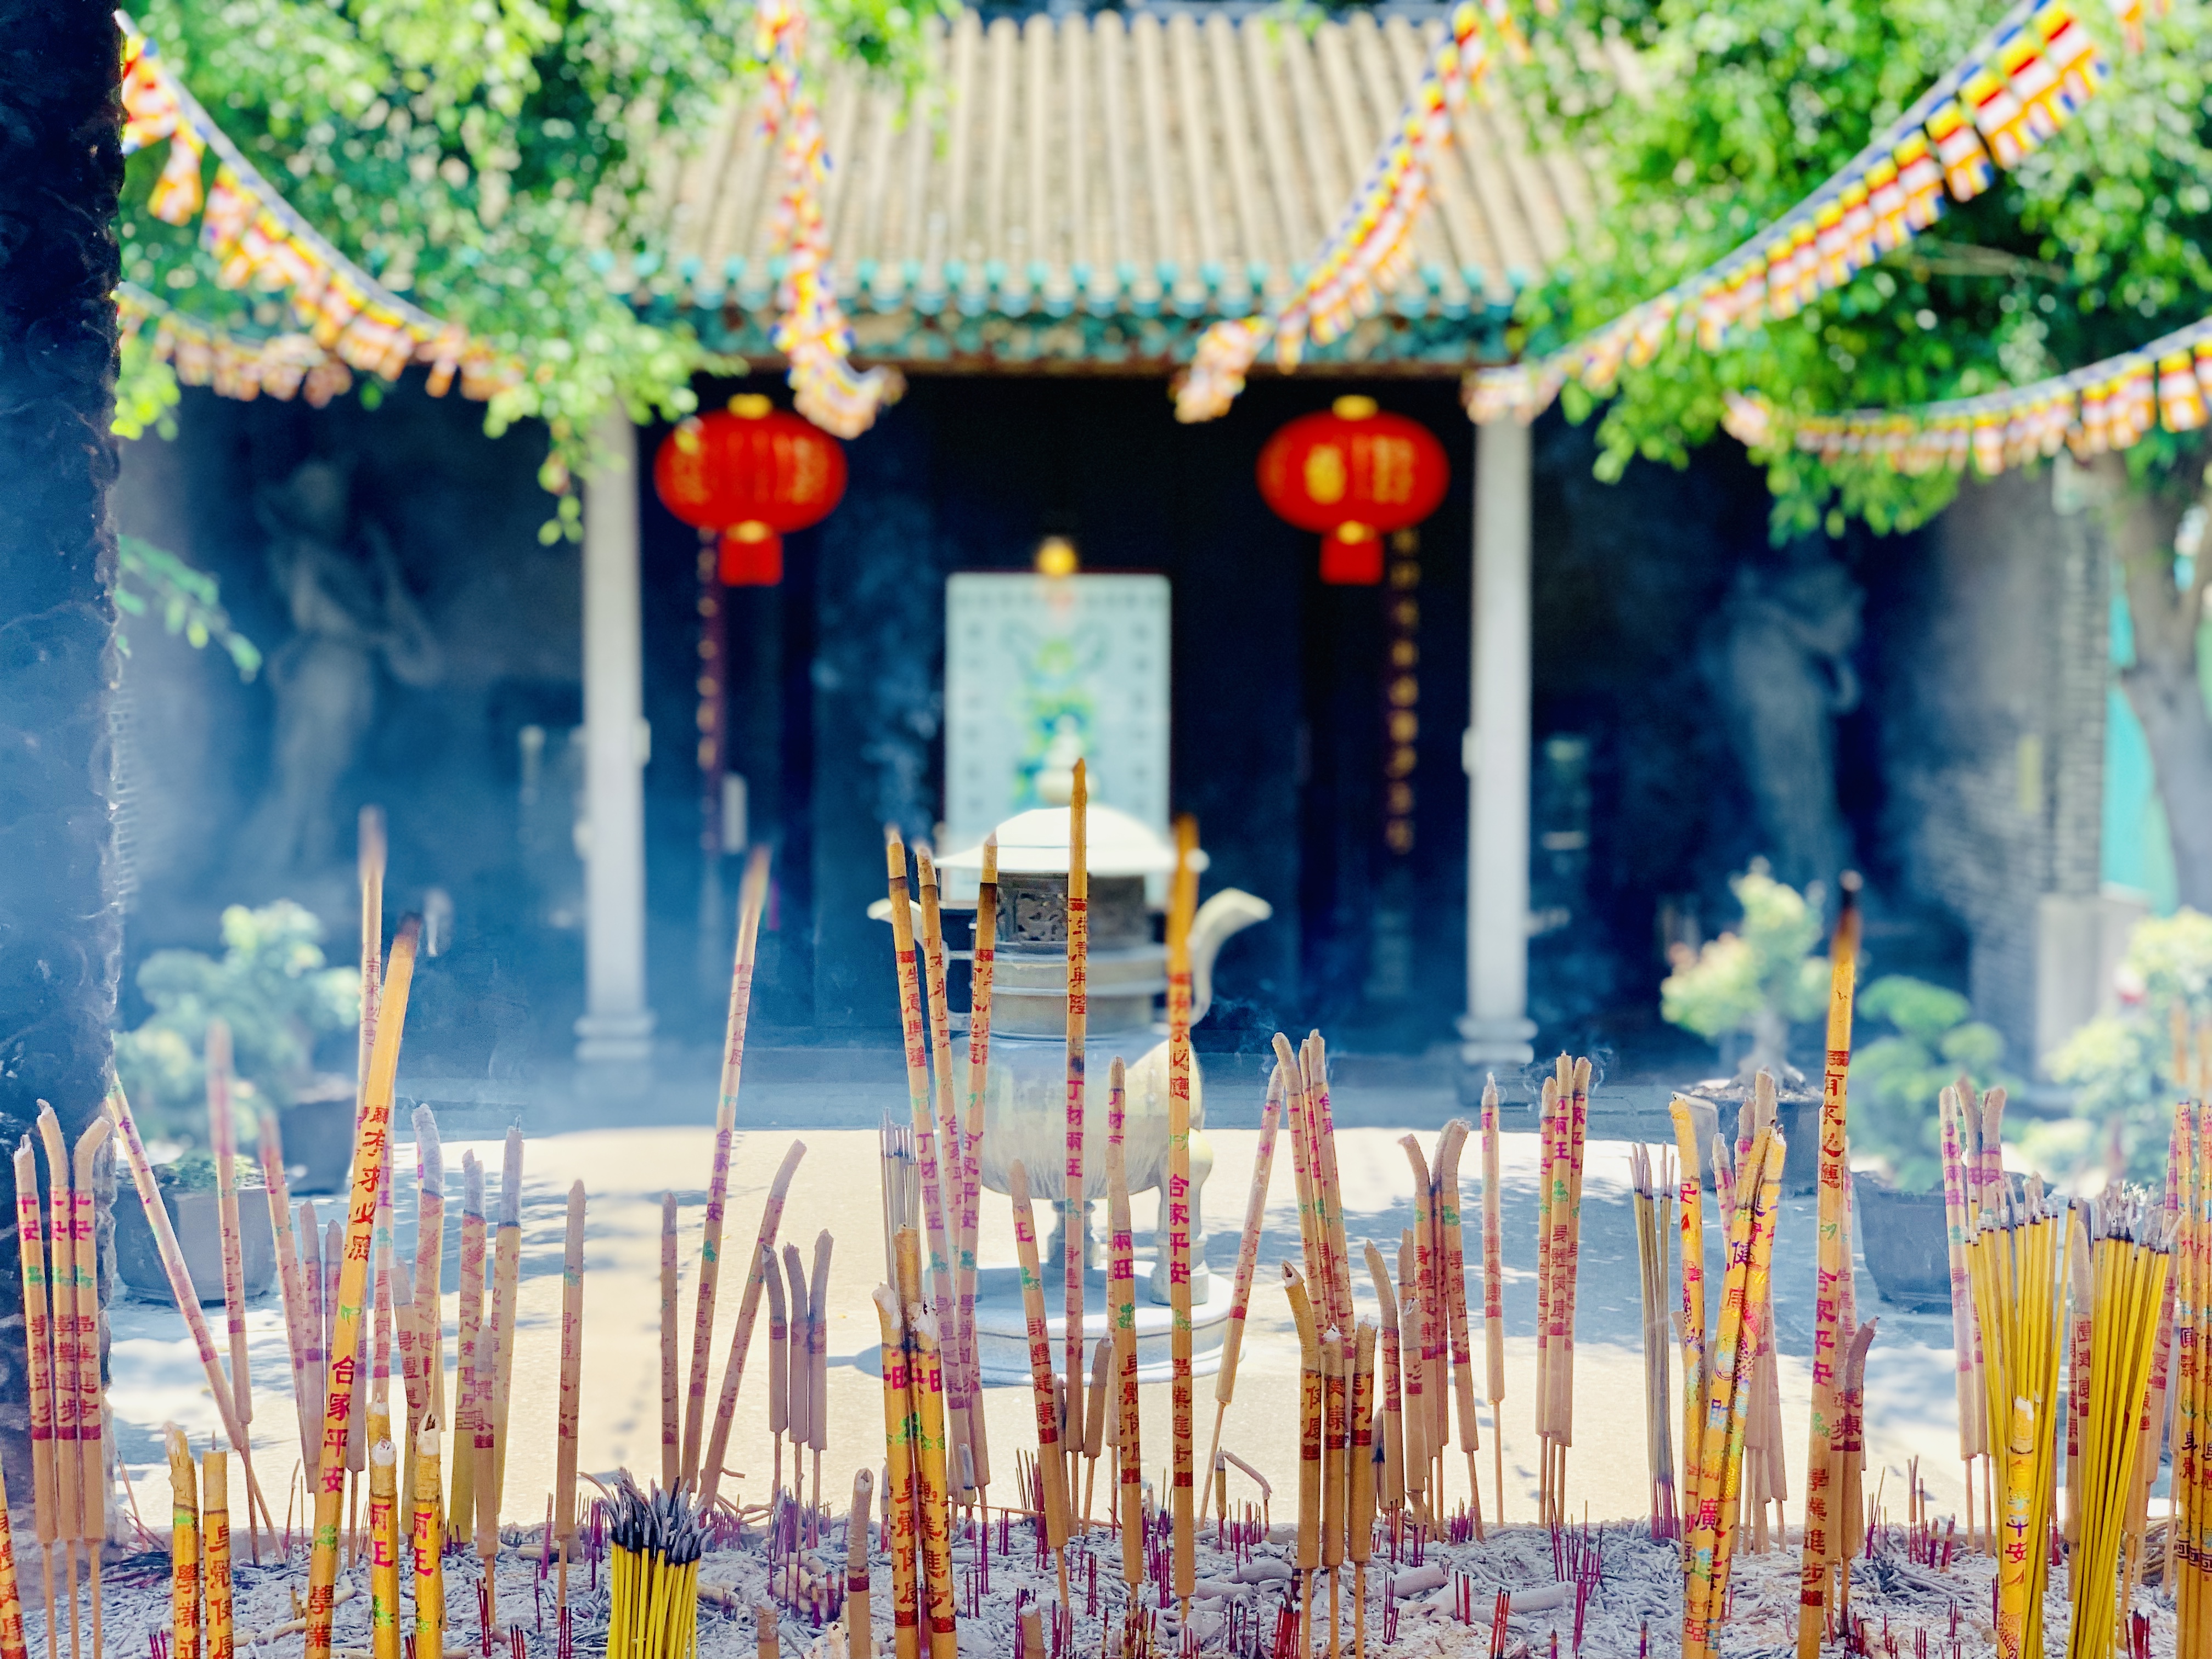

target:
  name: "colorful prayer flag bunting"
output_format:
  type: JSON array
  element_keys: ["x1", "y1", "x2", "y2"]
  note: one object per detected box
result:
[{"x1": 1466, "y1": 0, "x2": 2138, "y2": 430}]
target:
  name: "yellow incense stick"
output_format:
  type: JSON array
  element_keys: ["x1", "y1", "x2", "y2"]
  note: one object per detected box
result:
[
  {"x1": 202, "y1": 1444, "x2": 234, "y2": 1659},
  {"x1": 368, "y1": 1422, "x2": 400, "y2": 1659},
  {"x1": 305, "y1": 916, "x2": 421, "y2": 1659},
  {"x1": 872, "y1": 1288, "x2": 920, "y2": 1659},
  {"x1": 915, "y1": 845, "x2": 974, "y2": 1498},
  {"x1": 956, "y1": 833, "x2": 1000, "y2": 1497},
  {"x1": 168, "y1": 1428, "x2": 200, "y2": 1659},
  {"x1": 1795, "y1": 875, "x2": 1861, "y2": 1659},
  {"x1": 412, "y1": 1419, "x2": 444, "y2": 1659},
  {"x1": 1285, "y1": 1265, "x2": 1322, "y2": 1656}
]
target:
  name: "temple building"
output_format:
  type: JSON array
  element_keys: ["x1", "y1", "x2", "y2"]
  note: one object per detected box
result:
[{"x1": 110, "y1": 3, "x2": 2135, "y2": 1093}]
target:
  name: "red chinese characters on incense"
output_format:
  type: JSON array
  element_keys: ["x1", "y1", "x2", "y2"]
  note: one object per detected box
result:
[{"x1": 307, "y1": 915, "x2": 422, "y2": 1659}]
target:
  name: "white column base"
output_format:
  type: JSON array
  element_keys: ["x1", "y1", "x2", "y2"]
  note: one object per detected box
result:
[
  {"x1": 1457, "y1": 1013, "x2": 1536, "y2": 1070},
  {"x1": 574, "y1": 1009, "x2": 657, "y2": 1065}
]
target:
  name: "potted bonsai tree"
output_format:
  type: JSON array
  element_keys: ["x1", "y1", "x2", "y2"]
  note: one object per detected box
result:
[
  {"x1": 1660, "y1": 861, "x2": 1830, "y2": 1191},
  {"x1": 111, "y1": 1150, "x2": 277, "y2": 1305},
  {"x1": 114, "y1": 899, "x2": 361, "y2": 1193},
  {"x1": 2047, "y1": 910, "x2": 2212, "y2": 1184},
  {"x1": 1848, "y1": 976, "x2": 2015, "y2": 1312}
]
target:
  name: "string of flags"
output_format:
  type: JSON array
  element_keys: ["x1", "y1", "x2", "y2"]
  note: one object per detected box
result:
[
  {"x1": 754, "y1": 0, "x2": 902, "y2": 438},
  {"x1": 118, "y1": 10, "x2": 522, "y2": 407},
  {"x1": 1464, "y1": 0, "x2": 2152, "y2": 427},
  {"x1": 1723, "y1": 302, "x2": 2212, "y2": 476},
  {"x1": 1172, "y1": 0, "x2": 1513, "y2": 424}
]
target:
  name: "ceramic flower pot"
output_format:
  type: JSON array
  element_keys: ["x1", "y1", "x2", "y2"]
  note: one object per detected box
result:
[{"x1": 115, "y1": 1182, "x2": 277, "y2": 1305}]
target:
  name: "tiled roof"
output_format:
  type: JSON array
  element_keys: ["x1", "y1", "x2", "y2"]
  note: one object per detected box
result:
[{"x1": 632, "y1": 5, "x2": 1599, "y2": 370}]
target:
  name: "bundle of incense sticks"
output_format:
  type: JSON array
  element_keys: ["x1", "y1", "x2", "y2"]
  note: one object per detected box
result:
[
  {"x1": 883, "y1": 832, "x2": 958, "y2": 1334},
  {"x1": 2066, "y1": 1194, "x2": 2170, "y2": 1659},
  {"x1": 2169, "y1": 1104, "x2": 2210, "y2": 1658},
  {"x1": 879, "y1": 1122, "x2": 919, "y2": 1292},
  {"x1": 698, "y1": 1138, "x2": 807, "y2": 1514},
  {"x1": 955, "y1": 833, "x2": 1000, "y2": 1505},
  {"x1": 893, "y1": 1229, "x2": 956, "y2": 1659},
  {"x1": 1535, "y1": 1054, "x2": 1590, "y2": 1525},
  {"x1": 1006, "y1": 1165, "x2": 1073, "y2": 1613},
  {"x1": 1681, "y1": 1120, "x2": 1785, "y2": 1659},
  {"x1": 1668, "y1": 1098, "x2": 1710, "y2": 1560},
  {"x1": 1940, "y1": 1082, "x2": 1991, "y2": 1550},
  {"x1": 914, "y1": 843, "x2": 975, "y2": 1499},
  {"x1": 1205, "y1": 1061, "x2": 1284, "y2": 1523},
  {"x1": 1734, "y1": 1078, "x2": 1788, "y2": 1553},
  {"x1": 605, "y1": 1478, "x2": 705, "y2": 1659},
  {"x1": 684, "y1": 845, "x2": 771, "y2": 1491},
  {"x1": 1795, "y1": 873, "x2": 1862, "y2": 1659},
  {"x1": 1628, "y1": 1143, "x2": 1678, "y2": 1539},
  {"x1": 1966, "y1": 1176, "x2": 2069, "y2": 1659}
]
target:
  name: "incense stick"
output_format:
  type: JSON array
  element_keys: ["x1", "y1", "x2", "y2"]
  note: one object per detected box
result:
[
  {"x1": 1435, "y1": 1118, "x2": 1483, "y2": 1537},
  {"x1": 1166, "y1": 814, "x2": 1198, "y2": 1618},
  {"x1": 305, "y1": 915, "x2": 422, "y2": 1659},
  {"x1": 956, "y1": 832, "x2": 1000, "y2": 1500},
  {"x1": 104, "y1": 1089, "x2": 277, "y2": 1544},
  {"x1": 698, "y1": 1139, "x2": 807, "y2": 1513},
  {"x1": 1795, "y1": 873, "x2": 1862, "y2": 1659},
  {"x1": 1060, "y1": 770, "x2": 1091, "y2": 1511},
  {"x1": 846, "y1": 1468, "x2": 874, "y2": 1659},
  {"x1": 1481, "y1": 1078, "x2": 1504, "y2": 1527},
  {"x1": 168, "y1": 1427, "x2": 199, "y2": 1659},
  {"x1": 1106, "y1": 1063, "x2": 1143, "y2": 1594},
  {"x1": 808, "y1": 1231, "x2": 832, "y2": 1517},
  {"x1": 765, "y1": 1244, "x2": 789, "y2": 1502},
  {"x1": 202, "y1": 1443, "x2": 234, "y2": 1659},
  {"x1": 489, "y1": 1128, "x2": 523, "y2": 1519},
  {"x1": 1348, "y1": 1322, "x2": 1376, "y2": 1659},
  {"x1": 1363, "y1": 1242, "x2": 1406, "y2": 1518},
  {"x1": 873, "y1": 1282, "x2": 921, "y2": 1659},
  {"x1": 1007, "y1": 1162, "x2": 1072, "y2": 1606},
  {"x1": 782, "y1": 1242, "x2": 811, "y2": 1502},
  {"x1": 450, "y1": 1156, "x2": 486, "y2": 1534},
  {"x1": 555, "y1": 1181, "x2": 585, "y2": 1613},
  {"x1": 14, "y1": 1139, "x2": 56, "y2": 1646},
  {"x1": 1285, "y1": 1265, "x2": 1322, "y2": 1657},
  {"x1": 685, "y1": 844, "x2": 772, "y2": 1487},
  {"x1": 68, "y1": 1116, "x2": 108, "y2": 1654},
  {"x1": 205, "y1": 1022, "x2": 253, "y2": 1442},
  {"x1": 368, "y1": 1422, "x2": 400, "y2": 1659},
  {"x1": 41, "y1": 1110, "x2": 78, "y2": 1659},
  {"x1": 408, "y1": 1107, "x2": 446, "y2": 1516},
  {"x1": 412, "y1": 1420, "x2": 444, "y2": 1659},
  {"x1": 657, "y1": 1189, "x2": 681, "y2": 1493},
  {"x1": 257, "y1": 1107, "x2": 319, "y2": 1481}
]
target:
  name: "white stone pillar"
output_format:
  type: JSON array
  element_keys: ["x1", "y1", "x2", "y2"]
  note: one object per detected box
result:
[
  {"x1": 1460, "y1": 421, "x2": 1535, "y2": 1070},
  {"x1": 575, "y1": 409, "x2": 656, "y2": 1065}
]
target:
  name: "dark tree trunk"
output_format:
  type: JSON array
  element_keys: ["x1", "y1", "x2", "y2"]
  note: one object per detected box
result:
[
  {"x1": 2104, "y1": 458, "x2": 2212, "y2": 912},
  {"x1": 0, "y1": 0, "x2": 124, "y2": 1509}
]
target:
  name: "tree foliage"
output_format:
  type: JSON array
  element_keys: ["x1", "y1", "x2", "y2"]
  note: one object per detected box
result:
[
  {"x1": 1659, "y1": 862, "x2": 1832, "y2": 1076},
  {"x1": 1513, "y1": 0, "x2": 2212, "y2": 538},
  {"x1": 119, "y1": 0, "x2": 949, "y2": 488}
]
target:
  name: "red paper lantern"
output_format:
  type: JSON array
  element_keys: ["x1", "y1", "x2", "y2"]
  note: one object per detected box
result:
[
  {"x1": 1256, "y1": 396, "x2": 1449, "y2": 584},
  {"x1": 652, "y1": 394, "x2": 849, "y2": 586}
]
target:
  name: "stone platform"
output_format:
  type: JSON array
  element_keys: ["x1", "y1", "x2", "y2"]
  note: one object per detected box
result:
[{"x1": 969, "y1": 1260, "x2": 1233, "y2": 1385}]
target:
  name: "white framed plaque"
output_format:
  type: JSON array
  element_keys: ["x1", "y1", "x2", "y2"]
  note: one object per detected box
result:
[{"x1": 944, "y1": 572, "x2": 1171, "y2": 851}]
